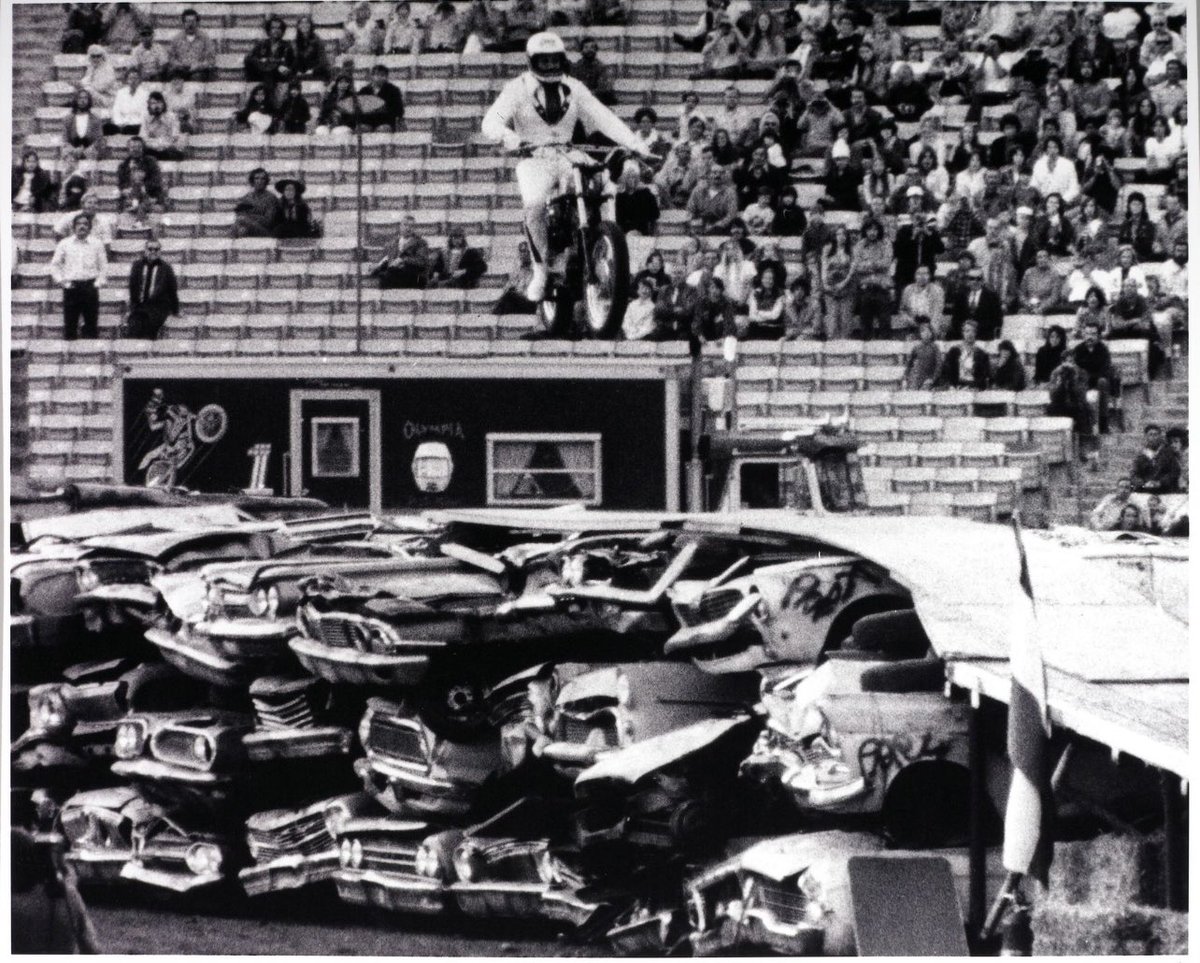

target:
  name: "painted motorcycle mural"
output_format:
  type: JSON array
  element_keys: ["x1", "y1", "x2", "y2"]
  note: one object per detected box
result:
[{"x1": 135, "y1": 390, "x2": 229, "y2": 488}]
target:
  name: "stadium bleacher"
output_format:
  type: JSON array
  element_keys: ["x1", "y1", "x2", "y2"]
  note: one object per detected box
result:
[{"x1": 9, "y1": 0, "x2": 1189, "y2": 522}]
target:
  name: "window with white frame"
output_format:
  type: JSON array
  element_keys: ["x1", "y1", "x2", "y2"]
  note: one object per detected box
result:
[
  {"x1": 486, "y1": 433, "x2": 602, "y2": 506},
  {"x1": 311, "y1": 417, "x2": 361, "y2": 478}
]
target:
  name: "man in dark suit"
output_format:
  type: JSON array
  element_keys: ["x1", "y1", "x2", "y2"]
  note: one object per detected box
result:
[
  {"x1": 126, "y1": 238, "x2": 179, "y2": 339},
  {"x1": 654, "y1": 254, "x2": 701, "y2": 339},
  {"x1": 357, "y1": 63, "x2": 405, "y2": 131},
  {"x1": 948, "y1": 268, "x2": 1003, "y2": 341},
  {"x1": 936, "y1": 320, "x2": 991, "y2": 389},
  {"x1": 893, "y1": 214, "x2": 944, "y2": 289},
  {"x1": 244, "y1": 15, "x2": 294, "y2": 87}
]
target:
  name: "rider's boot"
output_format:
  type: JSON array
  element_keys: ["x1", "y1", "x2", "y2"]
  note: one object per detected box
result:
[{"x1": 526, "y1": 263, "x2": 549, "y2": 303}]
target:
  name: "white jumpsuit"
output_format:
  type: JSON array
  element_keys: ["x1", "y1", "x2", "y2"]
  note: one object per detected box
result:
[{"x1": 481, "y1": 72, "x2": 647, "y2": 209}]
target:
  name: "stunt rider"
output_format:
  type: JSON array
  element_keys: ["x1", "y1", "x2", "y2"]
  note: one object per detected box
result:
[{"x1": 481, "y1": 31, "x2": 654, "y2": 303}]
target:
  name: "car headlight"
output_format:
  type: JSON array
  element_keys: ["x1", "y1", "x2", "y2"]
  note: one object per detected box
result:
[
  {"x1": 30, "y1": 688, "x2": 70, "y2": 734},
  {"x1": 185, "y1": 843, "x2": 223, "y2": 876},
  {"x1": 350, "y1": 839, "x2": 363, "y2": 869},
  {"x1": 192, "y1": 735, "x2": 214, "y2": 764},
  {"x1": 114, "y1": 721, "x2": 147, "y2": 759},
  {"x1": 357, "y1": 710, "x2": 373, "y2": 751},
  {"x1": 561, "y1": 554, "x2": 586, "y2": 587},
  {"x1": 614, "y1": 671, "x2": 631, "y2": 708},
  {"x1": 452, "y1": 842, "x2": 480, "y2": 883},
  {"x1": 324, "y1": 803, "x2": 350, "y2": 837},
  {"x1": 339, "y1": 839, "x2": 353, "y2": 868},
  {"x1": 205, "y1": 583, "x2": 224, "y2": 615},
  {"x1": 75, "y1": 563, "x2": 101, "y2": 593},
  {"x1": 415, "y1": 844, "x2": 439, "y2": 879},
  {"x1": 536, "y1": 849, "x2": 561, "y2": 886},
  {"x1": 797, "y1": 869, "x2": 830, "y2": 922},
  {"x1": 248, "y1": 588, "x2": 270, "y2": 618},
  {"x1": 266, "y1": 585, "x2": 281, "y2": 619},
  {"x1": 365, "y1": 621, "x2": 402, "y2": 654}
]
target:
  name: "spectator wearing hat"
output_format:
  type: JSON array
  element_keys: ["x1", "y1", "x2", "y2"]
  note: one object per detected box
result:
[
  {"x1": 686, "y1": 165, "x2": 739, "y2": 235},
  {"x1": 233, "y1": 168, "x2": 282, "y2": 238},
  {"x1": 245, "y1": 16, "x2": 295, "y2": 87},
  {"x1": 11, "y1": 149, "x2": 57, "y2": 214},
  {"x1": 80, "y1": 44, "x2": 118, "y2": 115},
  {"x1": 50, "y1": 213, "x2": 107, "y2": 340},
  {"x1": 373, "y1": 215, "x2": 431, "y2": 290},
  {"x1": 168, "y1": 9, "x2": 217, "y2": 81},
  {"x1": 125, "y1": 238, "x2": 178, "y2": 339},
  {"x1": 948, "y1": 267, "x2": 1002, "y2": 341},
  {"x1": 572, "y1": 36, "x2": 616, "y2": 104},
  {"x1": 130, "y1": 25, "x2": 169, "y2": 81},
  {"x1": 358, "y1": 64, "x2": 406, "y2": 132},
  {"x1": 272, "y1": 178, "x2": 320, "y2": 239},
  {"x1": 822, "y1": 139, "x2": 861, "y2": 210},
  {"x1": 429, "y1": 228, "x2": 488, "y2": 288},
  {"x1": 140, "y1": 92, "x2": 185, "y2": 160},
  {"x1": 632, "y1": 108, "x2": 668, "y2": 158},
  {"x1": 936, "y1": 319, "x2": 991, "y2": 389},
  {"x1": 892, "y1": 212, "x2": 944, "y2": 290}
]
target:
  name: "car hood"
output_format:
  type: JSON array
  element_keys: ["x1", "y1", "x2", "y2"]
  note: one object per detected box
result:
[
  {"x1": 735, "y1": 830, "x2": 886, "y2": 883},
  {"x1": 576, "y1": 716, "x2": 753, "y2": 788}
]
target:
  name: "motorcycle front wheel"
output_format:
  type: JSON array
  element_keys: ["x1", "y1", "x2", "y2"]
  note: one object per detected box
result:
[{"x1": 581, "y1": 222, "x2": 629, "y2": 339}]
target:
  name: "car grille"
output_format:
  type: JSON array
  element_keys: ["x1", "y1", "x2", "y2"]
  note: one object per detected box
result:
[
  {"x1": 252, "y1": 691, "x2": 316, "y2": 731},
  {"x1": 140, "y1": 825, "x2": 192, "y2": 865},
  {"x1": 90, "y1": 559, "x2": 154, "y2": 586},
  {"x1": 479, "y1": 841, "x2": 543, "y2": 882},
  {"x1": 360, "y1": 838, "x2": 419, "y2": 874},
  {"x1": 695, "y1": 587, "x2": 745, "y2": 622},
  {"x1": 754, "y1": 879, "x2": 807, "y2": 926},
  {"x1": 309, "y1": 613, "x2": 370, "y2": 651},
  {"x1": 367, "y1": 716, "x2": 425, "y2": 763},
  {"x1": 246, "y1": 811, "x2": 330, "y2": 863}
]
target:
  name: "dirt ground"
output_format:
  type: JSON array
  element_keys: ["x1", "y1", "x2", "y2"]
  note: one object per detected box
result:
[{"x1": 83, "y1": 886, "x2": 611, "y2": 956}]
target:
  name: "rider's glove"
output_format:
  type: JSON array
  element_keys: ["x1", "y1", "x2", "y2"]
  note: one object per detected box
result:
[{"x1": 501, "y1": 131, "x2": 523, "y2": 153}]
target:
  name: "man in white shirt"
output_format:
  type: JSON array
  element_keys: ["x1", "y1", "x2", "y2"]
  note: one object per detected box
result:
[
  {"x1": 1096, "y1": 244, "x2": 1149, "y2": 300},
  {"x1": 53, "y1": 192, "x2": 115, "y2": 250},
  {"x1": 711, "y1": 85, "x2": 756, "y2": 144},
  {"x1": 1030, "y1": 136, "x2": 1079, "y2": 204},
  {"x1": 1157, "y1": 239, "x2": 1188, "y2": 302},
  {"x1": 50, "y1": 214, "x2": 108, "y2": 340},
  {"x1": 106, "y1": 65, "x2": 150, "y2": 136},
  {"x1": 1140, "y1": 12, "x2": 1185, "y2": 64}
]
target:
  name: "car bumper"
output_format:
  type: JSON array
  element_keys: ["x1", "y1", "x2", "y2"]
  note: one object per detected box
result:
[
  {"x1": 112, "y1": 758, "x2": 228, "y2": 786},
  {"x1": 693, "y1": 913, "x2": 825, "y2": 956},
  {"x1": 65, "y1": 850, "x2": 131, "y2": 883},
  {"x1": 355, "y1": 757, "x2": 474, "y2": 819},
  {"x1": 449, "y1": 880, "x2": 548, "y2": 919},
  {"x1": 607, "y1": 909, "x2": 682, "y2": 955},
  {"x1": 243, "y1": 726, "x2": 353, "y2": 762},
  {"x1": 239, "y1": 851, "x2": 340, "y2": 896},
  {"x1": 289, "y1": 637, "x2": 431, "y2": 687},
  {"x1": 121, "y1": 861, "x2": 224, "y2": 893},
  {"x1": 334, "y1": 869, "x2": 448, "y2": 915},
  {"x1": 195, "y1": 618, "x2": 296, "y2": 659},
  {"x1": 144, "y1": 625, "x2": 252, "y2": 689}
]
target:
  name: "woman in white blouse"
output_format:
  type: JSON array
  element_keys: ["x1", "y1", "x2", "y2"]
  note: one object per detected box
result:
[
  {"x1": 1144, "y1": 115, "x2": 1183, "y2": 178},
  {"x1": 952, "y1": 150, "x2": 988, "y2": 204},
  {"x1": 79, "y1": 44, "x2": 118, "y2": 115},
  {"x1": 105, "y1": 65, "x2": 150, "y2": 136},
  {"x1": 714, "y1": 239, "x2": 758, "y2": 312},
  {"x1": 622, "y1": 275, "x2": 660, "y2": 340},
  {"x1": 916, "y1": 146, "x2": 950, "y2": 204}
]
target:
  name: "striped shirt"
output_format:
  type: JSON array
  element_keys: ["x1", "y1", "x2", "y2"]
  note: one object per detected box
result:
[{"x1": 50, "y1": 234, "x2": 108, "y2": 287}]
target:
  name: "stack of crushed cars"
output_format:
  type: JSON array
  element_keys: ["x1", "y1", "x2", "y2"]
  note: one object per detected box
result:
[{"x1": 14, "y1": 494, "x2": 1011, "y2": 954}]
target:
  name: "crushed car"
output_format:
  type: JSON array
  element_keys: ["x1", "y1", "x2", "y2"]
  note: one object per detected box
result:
[{"x1": 58, "y1": 785, "x2": 164, "y2": 885}]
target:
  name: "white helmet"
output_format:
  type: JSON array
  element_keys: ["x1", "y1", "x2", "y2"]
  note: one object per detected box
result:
[{"x1": 526, "y1": 31, "x2": 568, "y2": 82}]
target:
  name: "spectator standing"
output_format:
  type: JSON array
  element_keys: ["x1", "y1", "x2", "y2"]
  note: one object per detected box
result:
[
  {"x1": 937, "y1": 320, "x2": 991, "y2": 389},
  {"x1": 384, "y1": 2, "x2": 423, "y2": 53},
  {"x1": 1088, "y1": 476, "x2": 1134, "y2": 530},
  {"x1": 992, "y1": 339, "x2": 1028, "y2": 391},
  {"x1": 125, "y1": 238, "x2": 178, "y2": 339},
  {"x1": 854, "y1": 218, "x2": 893, "y2": 339},
  {"x1": 1131, "y1": 424, "x2": 1182, "y2": 493},
  {"x1": 1072, "y1": 320, "x2": 1117, "y2": 433},
  {"x1": 168, "y1": 9, "x2": 217, "y2": 82},
  {"x1": 80, "y1": 45, "x2": 118, "y2": 115},
  {"x1": 129, "y1": 25, "x2": 169, "y2": 81},
  {"x1": 572, "y1": 36, "x2": 616, "y2": 104},
  {"x1": 948, "y1": 268, "x2": 1003, "y2": 341},
  {"x1": 272, "y1": 178, "x2": 320, "y2": 239},
  {"x1": 373, "y1": 214, "x2": 431, "y2": 289},
  {"x1": 11, "y1": 149, "x2": 57, "y2": 214},
  {"x1": 714, "y1": 239, "x2": 757, "y2": 313},
  {"x1": 655, "y1": 254, "x2": 701, "y2": 339},
  {"x1": 50, "y1": 213, "x2": 107, "y2": 340},
  {"x1": 140, "y1": 92, "x2": 185, "y2": 160},
  {"x1": 424, "y1": 1, "x2": 464, "y2": 52},
  {"x1": 493, "y1": 241, "x2": 537, "y2": 315},
  {"x1": 342, "y1": 2, "x2": 385, "y2": 56},
  {"x1": 893, "y1": 213, "x2": 944, "y2": 291},
  {"x1": 233, "y1": 167, "x2": 282, "y2": 238},
  {"x1": 1047, "y1": 358, "x2": 1093, "y2": 443},
  {"x1": 358, "y1": 64, "x2": 406, "y2": 131},
  {"x1": 903, "y1": 319, "x2": 942, "y2": 389},
  {"x1": 246, "y1": 16, "x2": 296, "y2": 88},
  {"x1": 429, "y1": 228, "x2": 488, "y2": 288},
  {"x1": 897, "y1": 265, "x2": 945, "y2": 338},
  {"x1": 823, "y1": 139, "x2": 862, "y2": 210},
  {"x1": 820, "y1": 224, "x2": 856, "y2": 340},
  {"x1": 292, "y1": 15, "x2": 332, "y2": 81}
]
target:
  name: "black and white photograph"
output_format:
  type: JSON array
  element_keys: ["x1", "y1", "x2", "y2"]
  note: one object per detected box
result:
[{"x1": 4, "y1": 0, "x2": 1192, "y2": 955}]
